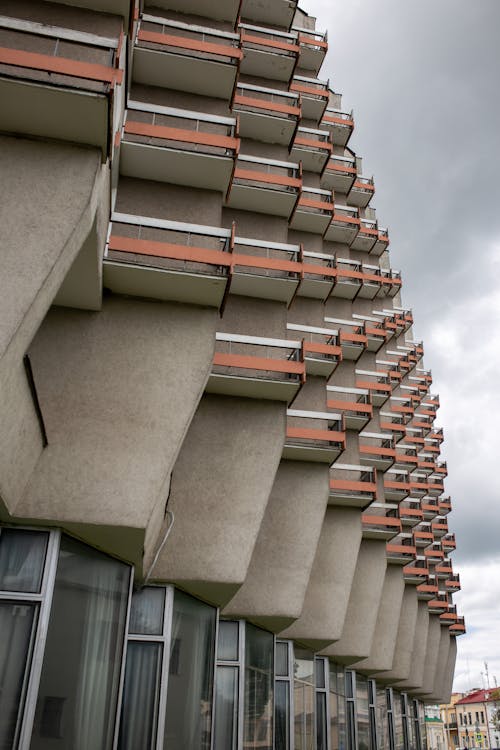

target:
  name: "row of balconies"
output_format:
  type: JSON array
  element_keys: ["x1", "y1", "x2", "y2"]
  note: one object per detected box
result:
[{"x1": 141, "y1": 0, "x2": 301, "y2": 32}]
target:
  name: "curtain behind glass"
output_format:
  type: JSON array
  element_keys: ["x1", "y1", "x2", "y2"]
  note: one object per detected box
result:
[
  {"x1": 163, "y1": 590, "x2": 216, "y2": 750},
  {"x1": 331, "y1": 665, "x2": 346, "y2": 750},
  {"x1": 0, "y1": 529, "x2": 48, "y2": 593},
  {"x1": 244, "y1": 624, "x2": 273, "y2": 750},
  {"x1": 118, "y1": 642, "x2": 162, "y2": 750},
  {"x1": 214, "y1": 665, "x2": 239, "y2": 750},
  {"x1": 30, "y1": 536, "x2": 130, "y2": 750},
  {"x1": 0, "y1": 602, "x2": 37, "y2": 750},
  {"x1": 294, "y1": 650, "x2": 315, "y2": 750}
]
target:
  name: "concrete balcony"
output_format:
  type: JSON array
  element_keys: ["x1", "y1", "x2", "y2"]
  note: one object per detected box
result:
[
  {"x1": 226, "y1": 154, "x2": 301, "y2": 217},
  {"x1": 299, "y1": 251, "x2": 336, "y2": 299},
  {"x1": 424, "y1": 542, "x2": 445, "y2": 563},
  {"x1": 413, "y1": 525, "x2": 434, "y2": 548},
  {"x1": 351, "y1": 314, "x2": 388, "y2": 352},
  {"x1": 0, "y1": 15, "x2": 124, "y2": 156},
  {"x1": 104, "y1": 213, "x2": 232, "y2": 306},
  {"x1": 232, "y1": 82, "x2": 300, "y2": 146},
  {"x1": 378, "y1": 268, "x2": 402, "y2": 298},
  {"x1": 290, "y1": 187, "x2": 334, "y2": 234},
  {"x1": 329, "y1": 258, "x2": 363, "y2": 300},
  {"x1": 438, "y1": 497, "x2": 452, "y2": 515},
  {"x1": 208, "y1": 333, "x2": 305, "y2": 402},
  {"x1": 398, "y1": 499, "x2": 424, "y2": 527},
  {"x1": 388, "y1": 396, "x2": 415, "y2": 423},
  {"x1": 287, "y1": 323, "x2": 341, "y2": 378},
  {"x1": 239, "y1": 23, "x2": 299, "y2": 82},
  {"x1": 120, "y1": 102, "x2": 239, "y2": 191},
  {"x1": 153, "y1": 0, "x2": 240, "y2": 23},
  {"x1": 372, "y1": 226, "x2": 390, "y2": 256},
  {"x1": 435, "y1": 560, "x2": 453, "y2": 579},
  {"x1": 429, "y1": 427, "x2": 444, "y2": 444},
  {"x1": 421, "y1": 498, "x2": 440, "y2": 520},
  {"x1": 348, "y1": 174, "x2": 375, "y2": 207},
  {"x1": 321, "y1": 106, "x2": 354, "y2": 147},
  {"x1": 240, "y1": 0, "x2": 298, "y2": 32},
  {"x1": 416, "y1": 575, "x2": 439, "y2": 600},
  {"x1": 133, "y1": 14, "x2": 242, "y2": 99},
  {"x1": 379, "y1": 411, "x2": 408, "y2": 438},
  {"x1": 350, "y1": 217, "x2": 378, "y2": 252},
  {"x1": 444, "y1": 573, "x2": 461, "y2": 592},
  {"x1": 293, "y1": 26, "x2": 328, "y2": 73},
  {"x1": 377, "y1": 358, "x2": 403, "y2": 386},
  {"x1": 386, "y1": 539, "x2": 417, "y2": 565},
  {"x1": 428, "y1": 593, "x2": 450, "y2": 614},
  {"x1": 290, "y1": 74, "x2": 329, "y2": 121},
  {"x1": 431, "y1": 518, "x2": 449, "y2": 537},
  {"x1": 327, "y1": 385, "x2": 372, "y2": 431},
  {"x1": 283, "y1": 409, "x2": 345, "y2": 464},
  {"x1": 403, "y1": 558, "x2": 430, "y2": 584},
  {"x1": 394, "y1": 444, "x2": 419, "y2": 472},
  {"x1": 322, "y1": 151, "x2": 357, "y2": 193},
  {"x1": 362, "y1": 504, "x2": 402, "y2": 540},
  {"x1": 359, "y1": 432, "x2": 396, "y2": 472},
  {"x1": 324, "y1": 317, "x2": 368, "y2": 360},
  {"x1": 411, "y1": 412, "x2": 435, "y2": 435},
  {"x1": 384, "y1": 470, "x2": 410, "y2": 502},
  {"x1": 442, "y1": 533, "x2": 456, "y2": 552},
  {"x1": 427, "y1": 475, "x2": 445, "y2": 497},
  {"x1": 355, "y1": 368, "x2": 392, "y2": 407},
  {"x1": 439, "y1": 605, "x2": 457, "y2": 626},
  {"x1": 290, "y1": 126, "x2": 332, "y2": 173},
  {"x1": 323, "y1": 203, "x2": 360, "y2": 244},
  {"x1": 230, "y1": 235, "x2": 302, "y2": 303},
  {"x1": 409, "y1": 473, "x2": 430, "y2": 498},
  {"x1": 449, "y1": 616, "x2": 466, "y2": 636},
  {"x1": 329, "y1": 463, "x2": 377, "y2": 508}
]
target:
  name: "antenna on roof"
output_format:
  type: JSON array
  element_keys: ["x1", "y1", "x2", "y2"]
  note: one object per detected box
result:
[{"x1": 485, "y1": 662, "x2": 491, "y2": 689}]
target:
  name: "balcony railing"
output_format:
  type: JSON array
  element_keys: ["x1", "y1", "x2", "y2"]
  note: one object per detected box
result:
[
  {"x1": 372, "y1": 227, "x2": 390, "y2": 257},
  {"x1": 134, "y1": 14, "x2": 242, "y2": 99},
  {"x1": 321, "y1": 106, "x2": 354, "y2": 147},
  {"x1": 362, "y1": 504, "x2": 402, "y2": 540},
  {"x1": 120, "y1": 102, "x2": 239, "y2": 191},
  {"x1": 290, "y1": 74, "x2": 329, "y2": 121},
  {"x1": 428, "y1": 593, "x2": 450, "y2": 614},
  {"x1": 379, "y1": 268, "x2": 402, "y2": 298},
  {"x1": 352, "y1": 314, "x2": 387, "y2": 352},
  {"x1": 445, "y1": 573, "x2": 461, "y2": 591},
  {"x1": 287, "y1": 323, "x2": 341, "y2": 378},
  {"x1": 416, "y1": 576, "x2": 439, "y2": 600},
  {"x1": 230, "y1": 235, "x2": 301, "y2": 304},
  {"x1": 388, "y1": 396, "x2": 414, "y2": 423},
  {"x1": 324, "y1": 203, "x2": 360, "y2": 244},
  {"x1": 379, "y1": 411, "x2": 407, "y2": 437},
  {"x1": 438, "y1": 497, "x2": 452, "y2": 515},
  {"x1": 403, "y1": 558, "x2": 429, "y2": 584},
  {"x1": 348, "y1": 175, "x2": 375, "y2": 207},
  {"x1": 386, "y1": 538, "x2": 417, "y2": 565},
  {"x1": 208, "y1": 332, "x2": 305, "y2": 402},
  {"x1": 232, "y1": 82, "x2": 300, "y2": 146},
  {"x1": 284, "y1": 409, "x2": 345, "y2": 464},
  {"x1": 290, "y1": 187, "x2": 334, "y2": 234},
  {"x1": 324, "y1": 317, "x2": 368, "y2": 360},
  {"x1": 413, "y1": 526, "x2": 434, "y2": 547},
  {"x1": 350, "y1": 217, "x2": 378, "y2": 253},
  {"x1": 431, "y1": 519, "x2": 449, "y2": 537},
  {"x1": 435, "y1": 560, "x2": 453, "y2": 578},
  {"x1": 327, "y1": 385, "x2": 372, "y2": 431},
  {"x1": 329, "y1": 464, "x2": 377, "y2": 508},
  {"x1": 355, "y1": 369, "x2": 392, "y2": 406},
  {"x1": 359, "y1": 432, "x2": 396, "y2": 472},
  {"x1": 421, "y1": 498, "x2": 440, "y2": 520},
  {"x1": 322, "y1": 152, "x2": 357, "y2": 193},
  {"x1": 299, "y1": 251, "x2": 336, "y2": 299},
  {"x1": 449, "y1": 616, "x2": 466, "y2": 635},
  {"x1": 240, "y1": 0, "x2": 298, "y2": 33},
  {"x1": 239, "y1": 23, "x2": 299, "y2": 82},
  {"x1": 0, "y1": 15, "x2": 124, "y2": 155},
  {"x1": 384, "y1": 470, "x2": 410, "y2": 502},
  {"x1": 398, "y1": 499, "x2": 424, "y2": 526},
  {"x1": 227, "y1": 154, "x2": 302, "y2": 217},
  {"x1": 442, "y1": 533, "x2": 456, "y2": 551},
  {"x1": 293, "y1": 26, "x2": 328, "y2": 73},
  {"x1": 290, "y1": 126, "x2": 332, "y2": 174}
]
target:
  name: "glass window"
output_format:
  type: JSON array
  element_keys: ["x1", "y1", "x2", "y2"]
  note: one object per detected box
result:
[
  {"x1": 218, "y1": 620, "x2": 240, "y2": 662},
  {"x1": 276, "y1": 642, "x2": 289, "y2": 678},
  {"x1": 393, "y1": 691, "x2": 404, "y2": 750},
  {"x1": 129, "y1": 587, "x2": 165, "y2": 635},
  {"x1": 275, "y1": 680, "x2": 290, "y2": 750},
  {"x1": 356, "y1": 675, "x2": 370, "y2": 750},
  {"x1": 214, "y1": 665, "x2": 239, "y2": 750},
  {"x1": 30, "y1": 536, "x2": 130, "y2": 750},
  {"x1": 0, "y1": 602, "x2": 38, "y2": 749},
  {"x1": 118, "y1": 642, "x2": 163, "y2": 750},
  {"x1": 0, "y1": 528, "x2": 48, "y2": 593},
  {"x1": 244, "y1": 624, "x2": 274, "y2": 750},
  {"x1": 294, "y1": 649, "x2": 315, "y2": 750},
  {"x1": 163, "y1": 590, "x2": 216, "y2": 750},
  {"x1": 377, "y1": 688, "x2": 389, "y2": 750},
  {"x1": 316, "y1": 692, "x2": 328, "y2": 750},
  {"x1": 330, "y1": 664, "x2": 346, "y2": 750}
]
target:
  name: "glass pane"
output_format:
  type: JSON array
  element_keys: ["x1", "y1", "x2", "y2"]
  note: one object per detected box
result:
[
  {"x1": 217, "y1": 621, "x2": 239, "y2": 662},
  {"x1": 377, "y1": 687, "x2": 389, "y2": 750},
  {"x1": 129, "y1": 587, "x2": 165, "y2": 635},
  {"x1": 0, "y1": 601, "x2": 37, "y2": 749},
  {"x1": 30, "y1": 536, "x2": 130, "y2": 750},
  {"x1": 331, "y1": 665, "x2": 346, "y2": 750},
  {"x1": 393, "y1": 691, "x2": 404, "y2": 750},
  {"x1": 214, "y1": 665, "x2": 238, "y2": 750},
  {"x1": 294, "y1": 649, "x2": 314, "y2": 684},
  {"x1": 356, "y1": 675, "x2": 370, "y2": 750},
  {"x1": 118, "y1": 642, "x2": 162, "y2": 750},
  {"x1": 275, "y1": 681, "x2": 290, "y2": 750},
  {"x1": 347, "y1": 702, "x2": 356, "y2": 750},
  {"x1": 275, "y1": 642, "x2": 289, "y2": 678},
  {"x1": 315, "y1": 658, "x2": 326, "y2": 689},
  {"x1": 0, "y1": 528, "x2": 48, "y2": 593},
  {"x1": 244, "y1": 623, "x2": 274, "y2": 750},
  {"x1": 163, "y1": 590, "x2": 216, "y2": 750},
  {"x1": 316, "y1": 692, "x2": 328, "y2": 750}
]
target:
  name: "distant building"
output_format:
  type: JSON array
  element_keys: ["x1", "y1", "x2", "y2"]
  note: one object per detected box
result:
[{"x1": 454, "y1": 690, "x2": 500, "y2": 750}]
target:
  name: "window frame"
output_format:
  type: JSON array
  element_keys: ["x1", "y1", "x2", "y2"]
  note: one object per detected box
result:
[{"x1": 315, "y1": 656, "x2": 331, "y2": 750}]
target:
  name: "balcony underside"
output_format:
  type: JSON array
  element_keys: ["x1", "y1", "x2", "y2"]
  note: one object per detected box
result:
[
  {"x1": 206, "y1": 373, "x2": 300, "y2": 402},
  {"x1": 331, "y1": 279, "x2": 360, "y2": 300},
  {"x1": 296, "y1": 277, "x2": 332, "y2": 300},
  {"x1": 240, "y1": 49, "x2": 295, "y2": 82},
  {"x1": 360, "y1": 454, "x2": 394, "y2": 472},
  {"x1": 152, "y1": 0, "x2": 240, "y2": 22},
  {"x1": 362, "y1": 526, "x2": 399, "y2": 541},
  {"x1": 230, "y1": 271, "x2": 298, "y2": 304},
  {"x1": 282, "y1": 443, "x2": 342, "y2": 464},
  {"x1": 241, "y1": 0, "x2": 296, "y2": 29},
  {"x1": 234, "y1": 108, "x2": 296, "y2": 146},
  {"x1": 324, "y1": 222, "x2": 358, "y2": 244},
  {"x1": 341, "y1": 343, "x2": 365, "y2": 361},
  {"x1": 133, "y1": 47, "x2": 237, "y2": 99},
  {"x1": 0, "y1": 77, "x2": 109, "y2": 155},
  {"x1": 290, "y1": 208, "x2": 331, "y2": 234},
  {"x1": 290, "y1": 145, "x2": 329, "y2": 173},
  {"x1": 120, "y1": 140, "x2": 234, "y2": 191},
  {"x1": 226, "y1": 184, "x2": 298, "y2": 217},
  {"x1": 350, "y1": 234, "x2": 377, "y2": 252},
  {"x1": 348, "y1": 186, "x2": 373, "y2": 208},
  {"x1": 328, "y1": 491, "x2": 374, "y2": 509},
  {"x1": 304, "y1": 357, "x2": 337, "y2": 378},
  {"x1": 324, "y1": 121, "x2": 352, "y2": 148},
  {"x1": 103, "y1": 261, "x2": 227, "y2": 307},
  {"x1": 322, "y1": 171, "x2": 355, "y2": 193},
  {"x1": 300, "y1": 96, "x2": 326, "y2": 122}
]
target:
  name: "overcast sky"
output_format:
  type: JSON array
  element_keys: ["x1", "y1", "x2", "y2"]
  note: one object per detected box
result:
[{"x1": 300, "y1": 0, "x2": 500, "y2": 694}]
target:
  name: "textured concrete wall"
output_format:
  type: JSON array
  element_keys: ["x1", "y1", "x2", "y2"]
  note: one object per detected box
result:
[
  {"x1": 396, "y1": 601, "x2": 430, "y2": 691},
  {"x1": 377, "y1": 586, "x2": 419, "y2": 684},
  {"x1": 356, "y1": 565, "x2": 406, "y2": 674},
  {"x1": 412, "y1": 614, "x2": 442, "y2": 696},
  {"x1": 426, "y1": 628, "x2": 451, "y2": 702},
  {"x1": 152, "y1": 394, "x2": 286, "y2": 606},
  {"x1": 14, "y1": 298, "x2": 216, "y2": 567},
  {"x1": 440, "y1": 637, "x2": 457, "y2": 704},
  {"x1": 0, "y1": 136, "x2": 106, "y2": 514},
  {"x1": 322, "y1": 539, "x2": 388, "y2": 664},
  {"x1": 280, "y1": 507, "x2": 362, "y2": 649},
  {"x1": 223, "y1": 460, "x2": 329, "y2": 631}
]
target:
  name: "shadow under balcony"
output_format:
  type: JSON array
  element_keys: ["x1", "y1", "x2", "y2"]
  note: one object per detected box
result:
[{"x1": 283, "y1": 409, "x2": 345, "y2": 464}]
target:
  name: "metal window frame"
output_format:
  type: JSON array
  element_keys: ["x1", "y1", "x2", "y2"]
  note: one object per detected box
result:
[
  {"x1": 315, "y1": 656, "x2": 331, "y2": 750},
  {"x1": 386, "y1": 687, "x2": 396, "y2": 750},
  {"x1": 214, "y1": 619, "x2": 245, "y2": 750},
  {"x1": 345, "y1": 670, "x2": 358, "y2": 750},
  {"x1": 275, "y1": 639, "x2": 294, "y2": 750},
  {"x1": 368, "y1": 679, "x2": 378, "y2": 750}
]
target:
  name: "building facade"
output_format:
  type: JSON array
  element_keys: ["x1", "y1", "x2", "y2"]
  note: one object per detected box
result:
[
  {"x1": 454, "y1": 690, "x2": 500, "y2": 750},
  {"x1": 0, "y1": 0, "x2": 464, "y2": 748}
]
